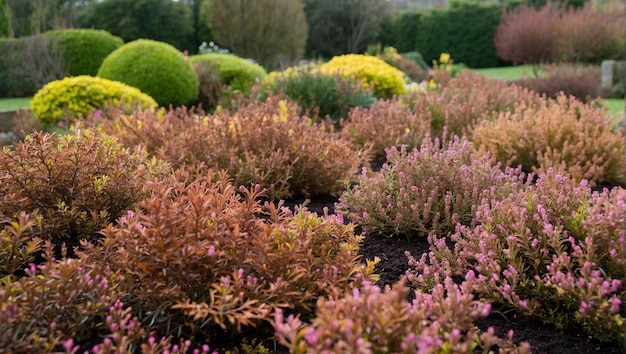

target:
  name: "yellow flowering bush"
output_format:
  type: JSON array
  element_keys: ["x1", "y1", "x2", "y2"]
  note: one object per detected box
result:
[
  {"x1": 31, "y1": 76, "x2": 157, "y2": 125},
  {"x1": 320, "y1": 54, "x2": 407, "y2": 98}
]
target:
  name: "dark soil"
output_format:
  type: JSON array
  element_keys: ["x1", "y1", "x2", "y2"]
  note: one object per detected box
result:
[{"x1": 280, "y1": 195, "x2": 626, "y2": 354}]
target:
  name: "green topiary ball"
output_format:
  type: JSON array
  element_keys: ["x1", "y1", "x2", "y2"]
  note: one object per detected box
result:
[
  {"x1": 31, "y1": 75, "x2": 158, "y2": 125},
  {"x1": 44, "y1": 29, "x2": 124, "y2": 76},
  {"x1": 97, "y1": 39, "x2": 199, "y2": 107},
  {"x1": 189, "y1": 53, "x2": 267, "y2": 92}
]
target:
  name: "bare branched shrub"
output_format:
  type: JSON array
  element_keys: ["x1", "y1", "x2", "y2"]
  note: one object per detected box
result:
[{"x1": 494, "y1": 5, "x2": 556, "y2": 72}]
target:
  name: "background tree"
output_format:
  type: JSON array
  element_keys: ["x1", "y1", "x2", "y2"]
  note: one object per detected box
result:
[
  {"x1": 201, "y1": 0, "x2": 307, "y2": 68},
  {"x1": 304, "y1": 0, "x2": 392, "y2": 59},
  {"x1": 81, "y1": 0, "x2": 195, "y2": 51},
  {"x1": 179, "y1": 0, "x2": 212, "y2": 53},
  {"x1": 0, "y1": 0, "x2": 11, "y2": 38}
]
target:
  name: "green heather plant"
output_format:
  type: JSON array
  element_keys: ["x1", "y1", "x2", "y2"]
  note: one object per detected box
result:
[
  {"x1": 0, "y1": 129, "x2": 166, "y2": 241},
  {"x1": 472, "y1": 93, "x2": 626, "y2": 187},
  {"x1": 408, "y1": 172, "x2": 625, "y2": 342},
  {"x1": 264, "y1": 65, "x2": 375, "y2": 124},
  {"x1": 97, "y1": 39, "x2": 199, "y2": 107},
  {"x1": 336, "y1": 136, "x2": 528, "y2": 238},
  {"x1": 82, "y1": 171, "x2": 377, "y2": 339},
  {"x1": 340, "y1": 97, "x2": 431, "y2": 160},
  {"x1": 31, "y1": 75, "x2": 157, "y2": 125},
  {"x1": 275, "y1": 277, "x2": 531, "y2": 353},
  {"x1": 92, "y1": 98, "x2": 366, "y2": 199}
]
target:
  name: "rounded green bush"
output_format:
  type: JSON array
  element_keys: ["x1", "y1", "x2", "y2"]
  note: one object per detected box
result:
[
  {"x1": 97, "y1": 39, "x2": 199, "y2": 107},
  {"x1": 31, "y1": 75, "x2": 157, "y2": 125},
  {"x1": 189, "y1": 53, "x2": 267, "y2": 92},
  {"x1": 44, "y1": 29, "x2": 124, "y2": 76}
]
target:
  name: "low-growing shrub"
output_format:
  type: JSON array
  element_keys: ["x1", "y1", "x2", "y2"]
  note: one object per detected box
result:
[
  {"x1": 340, "y1": 98, "x2": 431, "y2": 160},
  {"x1": 265, "y1": 65, "x2": 375, "y2": 124},
  {"x1": 513, "y1": 64, "x2": 601, "y2": 102},
  {"x1": 472, "y1": 94, "x2": 625, "y2": 187},
  {"x1": 336, "y1": 136, "x2": 527, "y2": 238},
  {"x1": 378, "y1": 47, "x2": 428, "y2": 83},
  {"x1": 0, "y1": 243, "x2": 128, "y2": 351},
  {"x1": 44, "y1": 29, "x2": 124, "y2": 76},
  {"x1": 97, "y1": 39, "x2": 199, "y2": 107},
  {"x1": 0, "y1": 129, "x2": 166, "y2": 241},
  {"x1": 83, "y1": 171, "x2": 377, "y2": 339},
  {"x1": 408, "y1": 172, "x2": 626, "y2": 343},
  {"x1": 30, "y1": 75, "x2": 157, "y2": 125},
  {"x1": 404, "y1": 70, "x2": 539, "y2": 141},
  {"x1": 92, "y1": 98, "x2": 367, "y2": 200},
  {"x1": 319, "y1": 54, "x2": 407, "y2": 99},
  {"x1": 275, "y1": 278, "x2": 531, "y2": 353},
  {"x1": 189, "y1": 53, "x2": 267, "y2": 93}
]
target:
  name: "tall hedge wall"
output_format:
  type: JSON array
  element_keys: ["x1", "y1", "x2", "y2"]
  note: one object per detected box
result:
[{"x1": 415, "y1": 0, "x2": 502, "y2": 69}]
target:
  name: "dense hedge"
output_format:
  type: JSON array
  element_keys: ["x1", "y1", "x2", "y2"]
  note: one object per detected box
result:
[
  {"x1": 0, "y1": 34, "x2": 67, "y2": 98},
  {"x1": 393, "y1": 11, "x2": 422, "y2": 54},
  {"x1": 98, "y1": 39, "x2": 199, "y2": 107},
  {"x1": 44, "y1": 29, "x2": 124, "y2": 76},
  {"x1": 415, "y1": 0, "x2": 502, "y2": 69}
]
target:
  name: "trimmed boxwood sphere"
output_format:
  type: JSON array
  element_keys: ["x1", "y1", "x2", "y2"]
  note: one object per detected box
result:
[
  {"x1": 189, "y1": 53, "x2": 267, "y2": 92},
  {"x1": 44, "y1": 29, "x2": 124, "y2": 76},
  {"x1": 97, "y1": 39, "x2": 199, "y2": 107}
]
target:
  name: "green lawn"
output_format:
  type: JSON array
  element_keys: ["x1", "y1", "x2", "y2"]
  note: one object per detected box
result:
[
  {"x1": 0, "y1": 97, "x2": 31, "y2": 111},
  {"x1": 602, "y1": 98, "x2": 625, "y2": 120},
  {"x1": 470, "y1": 65, "x2": 541, "y2": 81}
]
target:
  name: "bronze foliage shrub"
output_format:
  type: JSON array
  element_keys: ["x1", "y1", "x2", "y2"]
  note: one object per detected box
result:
[
  {"x1": 404, "y1": 71, "x2": 539, "y2": 140},
  {"x1": 0, "y1": 129, "x2": 166, "y2": 241},
  {"x1": 83, "y1": 171, "x2": 378, "y2": 339},
  {"x1": 472, "y1": 94, "x2": 625, "y2": 187},
  {"x1": 340, "y1": 97, "x2": 431, "y2": 161},
  {"x1": 92, "y1": 97, "x2": 367, "y2": 199}
]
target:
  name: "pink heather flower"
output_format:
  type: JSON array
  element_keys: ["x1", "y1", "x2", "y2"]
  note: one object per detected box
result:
[
  {"x1": 519, "y1": 300, "x2": 527, "y2": 309},
  {"x1": 63, "y1": 339, "x2": 74, "y2": 352},
  {"x1": 304, "y1": 328, "x2": 319, "y2": 345},
  {"x1": 202, "y1": 345, "x2": 210, "y2": 353},
  {"x1": 207, "y1": 246, "x2": 216, "y2": 257},
  {"x1": 580, "y1": 301, "x2": 588, "y2": 316},
  {"x1": 610, "y1": 298, "x2": 621, "y2": 313}
]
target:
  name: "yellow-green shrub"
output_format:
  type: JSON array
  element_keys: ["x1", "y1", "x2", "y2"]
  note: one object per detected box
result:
[
  {"x1": 31, "y1": 75, "x2": 157, "y2": 125},
  {"x1": 320, "y1": 54, "x2": 407, "y2": 98}
]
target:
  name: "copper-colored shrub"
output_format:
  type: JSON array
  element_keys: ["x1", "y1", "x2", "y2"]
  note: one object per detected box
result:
[
  {"x1": 0, "y1": 129, "x2": 164, "y2": 241},
  {"x1": 84, "y1": 171, "x2": 377, "y2": 338},
  {"x1": 93, "y1": 97, "x2": 367, "y2": 199},
  {"x1": 340, "y1": 98, "x2": 431, "y2": 161},
  {"x1": 472, "y1": 94, "x2": 625, "y2": 186}
]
